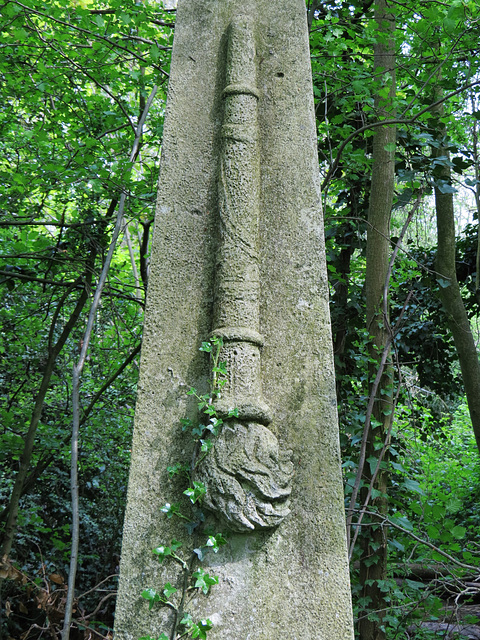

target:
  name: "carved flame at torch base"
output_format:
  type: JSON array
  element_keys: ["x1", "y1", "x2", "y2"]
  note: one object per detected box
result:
[{"x1": 196, "y1": 420, "x2": 294, "y2": 533}]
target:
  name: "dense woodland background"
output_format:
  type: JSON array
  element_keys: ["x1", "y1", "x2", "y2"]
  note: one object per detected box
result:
[{"x1": 1, "y1": 0, "x2": 480, "y2": 638}]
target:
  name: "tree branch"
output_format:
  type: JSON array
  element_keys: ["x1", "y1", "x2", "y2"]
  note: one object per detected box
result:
[{"x1": 321, "y1": 79, "x2": 480, "y2": 190}]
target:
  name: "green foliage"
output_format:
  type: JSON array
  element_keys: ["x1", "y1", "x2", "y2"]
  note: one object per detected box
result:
[
  {"x1": 0, "y1": 1, "x2": 172, "y2": 637},
  {"x1": 311, "y1": 2, "x2": 480, "y2": 636},
  {"x1": 3, "y1": 0, "x2": 480, "y2": 638},
  {"x1": 180, "y1": 615, "x2": 213, "y2": 640}
]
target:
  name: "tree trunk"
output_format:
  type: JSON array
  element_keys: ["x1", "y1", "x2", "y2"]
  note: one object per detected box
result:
[
  {"x1": 433, "y1": 97, "x2": 480, "y2": 455},
  {"x1": 358, "y1": 1, "x2": 396, "y2": 639}
]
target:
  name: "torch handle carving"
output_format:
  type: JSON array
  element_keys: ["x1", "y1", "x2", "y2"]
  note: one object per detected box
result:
[
  {"x1": 213, "y1": 15, "x2": 271, "y2": 424},
  {"x1": 198, "y1": 16, "x2": 293, "y2": 533}
]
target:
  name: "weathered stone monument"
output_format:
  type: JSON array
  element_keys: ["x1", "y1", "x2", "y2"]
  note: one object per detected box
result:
[{"x1": 114, "y1": 1, "x2": 354, "y2": 639}]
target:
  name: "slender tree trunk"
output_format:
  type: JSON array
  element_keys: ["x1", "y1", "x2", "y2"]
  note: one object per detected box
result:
[
  {"x1": 358, "y1": 1, "x2": 396, "y2": 638},
  {"x1": 433, "y1": 94, "x2": 480, "y2": 455},
  {"x1": 470, "y1": 95, "x2": 480, "y2": 302},
  {"x1": 61, "y1": 84, "x2": 158, "y2": 640},
  {"x1": 332, "y1": 232, "x2": 354, "y2": 400}
]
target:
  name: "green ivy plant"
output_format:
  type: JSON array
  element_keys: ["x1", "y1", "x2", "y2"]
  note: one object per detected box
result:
[{"x1": 139, "y1": 336, "x2": 236, "y2": 640}]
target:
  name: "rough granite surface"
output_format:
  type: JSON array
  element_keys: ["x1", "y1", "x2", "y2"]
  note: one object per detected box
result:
[{"x1": 114, "y1": 1, "x2": 355, "y2": 638}]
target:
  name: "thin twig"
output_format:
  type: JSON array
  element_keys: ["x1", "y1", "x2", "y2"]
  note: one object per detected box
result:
[
  {"x1": 62, "y1": 84, "x2": 157, "y2": 640},
  {"x1": 321, "y1": 79, "x2": 480, "y2": 190},
  {"x1": 360, "y1": 509, "x2": 478, "y2": 571}
]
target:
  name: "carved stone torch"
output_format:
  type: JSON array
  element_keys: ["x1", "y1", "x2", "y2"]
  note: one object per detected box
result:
[{"x1": 196, "y1": 15, "x2": 294, "y2": 533}]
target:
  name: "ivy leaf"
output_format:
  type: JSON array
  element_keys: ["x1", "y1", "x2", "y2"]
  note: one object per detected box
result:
[
  {"x1": 167, "y1": 462, "x2": 185, "y2": 478},
  {"x1": 170, "y1": 539, "x2": 182, "y2": 553},
  {"x1": 192, "y1": 568, "x2": 219, "y2": 595},
  {"x1": 152, "y1": 545, "x2": 172, "y2": 562},
  {"x1": 192, "y1": 424, "x2": 205, "y2": 437},
  {"x1": 193, "y1": 547, "x2": 205, "y2": 561},
  {"x1": 191, "y1": 619, "x2": 214, "y2": 639},
  {"x1": 160, "y1": 502, "x2": 180, "y2": 518},
  {"x1": 184, "y1": 481, "x2": 206, "y2": 504},
  {"x1": 205, "y1": 534, "x2": 227, "y2": 553},
  {"x1": 180, "y1": 417, "x2": 193, "y2": 431},
  {"x1": 207, "y1": 417, "x2": 222, "y2": 435},
  {"x1": 212, "y1": 361, "x2": 227, "y2": 376},
  {"x1": 141, "y1": 588, "x2": 161, "y2": 610},
  {"x1": 185, "y1": 519, "x2": 200, "y2": 535},
  {"x1": 163, "y1": 582, "x2": 177, "y2": 599},
  {"x1": 200, "y1": 438, "x2": 212, "y2": 453},
  {"x1": 180, "y1": 613, "x2": 194, "y2": 629}
]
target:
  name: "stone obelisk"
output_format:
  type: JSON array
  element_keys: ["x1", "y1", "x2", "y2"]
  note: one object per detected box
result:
[{"x1": 114, "y1": 1, "x2": 354, "y2": 639}]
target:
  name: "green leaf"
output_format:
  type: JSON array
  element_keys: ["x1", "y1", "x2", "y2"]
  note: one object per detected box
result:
[
  {"x1": 212, "y1": 362, "x2": 227, "y2": 375},
  {"x1": 390, "y1": 514, "x2": 413, "y2": 532},
  {"x1": 446, "y1": 496, "x2": 463, "y2": 514},
  {"x1": 192, "y1": 619, "x2": 214, "y2": 639},
  {"x1": 193, "y1": 546, "x2": 205, "y2": 561},
  {"x1": 163, "y1": 582, "x2": 177, "y2": 599},
  {"x1": 150, "y1": 44, "x2": 160, "y2": 61},
  {"x1": 170, "y1": 539, "x2": 182, "y2": 552},
  {"x1": 181, "y1": 613, "x2": 193, "y2": 626},
  {"x1": 205, "y1": 533, "x2": 227, "y2": 553},
  {"x1": 192, "y1": 568, "x2": 219, "y2": 595},
  {"x1": 427, "y1": 525, "x2": 440, "y2": 539},
  {"x1": 200, "y1": 438, "x2": 213, "y2": 452},
  {"x1": 192, "y1": 424, "x2": 205, "y2": 437},
  {"x1": 167, "y1": 462, "x2": 186, "y2": 477},
  {"x1": 435, "y1": 180, "x2": 457, "y2": 194},
  {"x1": 160, "y1": 502, "x2": 181, "y2": 518},
  {"x1": 207, "y1": 417, "x2": 222, "y2": 435},
  {"x1": 180, "y1": 417, "x2": 193, "y2": 430},
  {"x1": 451, "y1": 525, "x2": 466, "y2": 539},
  {"x1": 184, "y1": 481, "x2": 207, "y2": 504},
  {"x1": 141, "y1": 588, "x2": 161, "y2": 609},
  {"x1": 152, "y1": 545, "x2": 172, "y2": 561},
  {"x1": 402, "y1": 478, "x2": 425, "y2": 495},
  {"x1": 388, "y1": 538, "x2": 405, "y2": 552}
]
